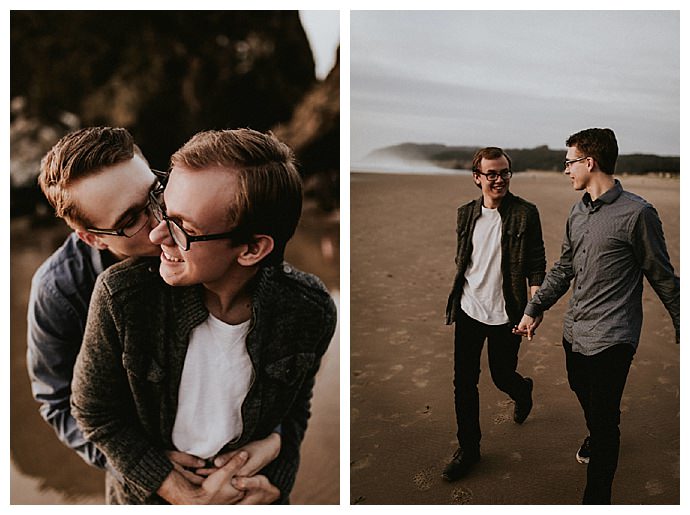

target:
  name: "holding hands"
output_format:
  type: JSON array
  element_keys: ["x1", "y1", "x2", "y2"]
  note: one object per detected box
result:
[{"x1": 513, "y1": 313, "x2": 543, "y2": 341}]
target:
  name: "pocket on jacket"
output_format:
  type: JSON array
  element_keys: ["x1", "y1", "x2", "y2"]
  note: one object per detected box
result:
[
  {"x1": 122, "y1": 352, "x2": 166, "y2": 383},
  {"x1": 506, "y1": 228, "x2": 524, "y2": 261},
  {"x1": 264, "y1": 352, "x2": 316, "y2": 386}
]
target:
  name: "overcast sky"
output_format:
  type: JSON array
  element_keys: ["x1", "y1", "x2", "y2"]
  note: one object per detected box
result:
[{"x1": 351, "y1": 10, "x2": 680, "y2": 160}]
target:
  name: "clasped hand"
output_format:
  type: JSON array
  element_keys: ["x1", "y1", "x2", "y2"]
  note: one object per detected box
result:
[{"x1": 160, "y1": 432, "x2": 281, "y2": 504}]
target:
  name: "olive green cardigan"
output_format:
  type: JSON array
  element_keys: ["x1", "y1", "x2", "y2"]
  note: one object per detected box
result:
[
  {"x1": 71, "y1": 257, "x2": 336, "y2": 504},
  {"x1": 446, "y1": 191, "x2": 546, "y2": 325}
]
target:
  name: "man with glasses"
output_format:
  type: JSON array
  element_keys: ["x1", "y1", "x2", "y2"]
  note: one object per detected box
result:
[
  {"x1": 443, "y1": 146, "x2": 546, "y2": 481},
  {"x1": 515, "y1": 128, "x2": 679, "y2": 504},
  {"x1": 71, "y1": 128, "x2": 337, "y2": 504},
  {"x1": 29, "y1": 127, "x2": 281, "y2": 503}
]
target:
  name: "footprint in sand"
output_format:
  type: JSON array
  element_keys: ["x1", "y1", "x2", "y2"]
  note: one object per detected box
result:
[
  {"x1": 411, "y1": 366, "x2": 430, "y2": 388},
  {"x1": 351, "y1": 454, "x2": 372, "y2": 471},
  {"x1": 492, "y1": 399, "x2": 513, "y2": 423},
  {"x1": 450, "y1": 486, "x2": 473, "y2": 504},
  {"x1": 380, "y1": 364, "x2": 404, "y2": 382},
  {"x1": 389, "y1": 330, "x2": 410, "y2": 346},
  {"x1": 493, "y1": 412, "x2": 512, "y2": 424},
  {"x1": 412, "y1": 378, "x2": 429, "y2": 388},
  {"x1": 645, "y1": 480, "x2": 664, "y2": 496},
  {"x1": 412, "y1": 468, "x2": 434, "y2": 491},
  {"x1": 413, "y1": 366, "x2": 430, "y2": 376}
]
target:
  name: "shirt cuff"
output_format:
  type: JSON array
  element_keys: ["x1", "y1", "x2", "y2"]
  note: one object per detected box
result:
[{"x1": 524, "y1": 302, "x2": 543, "y2": 319}]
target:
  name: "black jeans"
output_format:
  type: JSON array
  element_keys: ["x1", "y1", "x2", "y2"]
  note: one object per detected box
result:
[
  {"x1": 563, "y1": 338, "x2": 634, "y2": 505},
  {"x1": 453, "y1": 309, "x2": 530, "y2": 452}
]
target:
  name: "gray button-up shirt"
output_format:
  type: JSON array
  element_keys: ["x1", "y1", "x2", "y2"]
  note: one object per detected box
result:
[{"x1": 525, "y1": 180, "x2": 679, "y2": 356}]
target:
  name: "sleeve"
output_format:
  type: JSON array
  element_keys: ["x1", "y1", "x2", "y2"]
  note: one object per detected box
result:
[
  {"x1": 632, "y1": 206, "x2": 680, "y2": 342},
  {"x1": 260, "y1": 295, "x2": 338, "y2": 504},
  {"x1": 524, "y1": 215, "x2": 575, "y2": 318},
  {"x1": 525, "y1": 206, "x2": 546, "y2": 286},
  {"x1": 454, "y1": 207, "x2": 465, "y2": 267},
  {"x1": 70, "y1": 276, "x2": 172, "y2": 501},
  {"x1": 26, "y1": 271, "x2": 108, "y2": 471}
]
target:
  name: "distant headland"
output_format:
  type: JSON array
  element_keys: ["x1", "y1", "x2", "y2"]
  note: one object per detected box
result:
[{"x1": 364, "y1": 143, "x2": 679, "y2": 175}]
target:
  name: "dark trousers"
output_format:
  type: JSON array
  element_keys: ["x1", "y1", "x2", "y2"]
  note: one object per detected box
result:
[
  {"x1": 563, "y1": 339, "x2": 634, "y2": 505},
  {"x1": 453, "y1": 309, "x2": 530, "y2": 452}
]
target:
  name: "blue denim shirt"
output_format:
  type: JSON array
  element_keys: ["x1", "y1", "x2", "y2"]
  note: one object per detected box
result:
[{"x1": 27, "y1": 232, "x2": 118, "y2": 472}]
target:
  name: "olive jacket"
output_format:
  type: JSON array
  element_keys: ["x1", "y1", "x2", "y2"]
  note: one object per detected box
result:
[
  {"x1": 71, "y1": 257, "x2": 337, "y2": 504},
  {"x1": 446, "y1": 191, "x2": 546, "y2": 325}
]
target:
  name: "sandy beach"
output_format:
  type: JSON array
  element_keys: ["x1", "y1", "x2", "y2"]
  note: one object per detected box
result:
[
  {"x1": 350, "y1": 170, "x2": 679, "y2": 504},
  {"x1": 10, "y1": 204, "x2": 340, "y2": 505}
]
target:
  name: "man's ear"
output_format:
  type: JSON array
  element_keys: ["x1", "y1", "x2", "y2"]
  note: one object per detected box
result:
[
  {"x1": 75, "y1": 230, "x2": 109, "y2": 250},
  {"x1": 237, "y1": 235, "x2": 274, "y2": 267}
]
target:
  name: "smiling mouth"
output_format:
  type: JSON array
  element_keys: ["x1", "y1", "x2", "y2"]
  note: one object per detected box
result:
[{"x1": 162, "y1": 251, "x2": 184, "y2": 263}]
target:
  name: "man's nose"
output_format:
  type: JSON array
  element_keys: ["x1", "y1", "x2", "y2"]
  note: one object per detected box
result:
[{"x1": 149, "y1": 219, "x2": 170, "y2": 245}]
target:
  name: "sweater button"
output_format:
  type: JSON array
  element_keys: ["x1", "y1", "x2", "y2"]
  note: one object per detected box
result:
[{"x1": 283, "y1": 264, "x2": 293, "y2": 274}]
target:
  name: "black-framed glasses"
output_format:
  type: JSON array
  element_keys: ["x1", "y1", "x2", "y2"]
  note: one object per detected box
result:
[
  {"x1": 475, "y1": 170, "x2": 513, "y2": 182},
  {"x1": 85, "y1": 169, "x2": 167, "y2": 237},
  {"x1": 564, "y1": 156, "x2": 588, "y2": 169},
  {"x1": 150, "y1": 168, "x2": 169, "y2": 186},
  {"x1": 149, "y1": 188, "x2": 243, "y2": 252}
]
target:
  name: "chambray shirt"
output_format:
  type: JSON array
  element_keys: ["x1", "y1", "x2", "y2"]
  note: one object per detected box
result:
[
  {"x1": 525, "y1": 180, "x2": 679, "y2": 356},
  {"x1": 27, "y1": 232, "x2": 117, "y2": 471}
]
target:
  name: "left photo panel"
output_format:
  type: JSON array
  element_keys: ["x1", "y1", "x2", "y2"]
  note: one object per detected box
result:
[{"x1": 10, "y1": 10, "x2": 340, "y2": 505}]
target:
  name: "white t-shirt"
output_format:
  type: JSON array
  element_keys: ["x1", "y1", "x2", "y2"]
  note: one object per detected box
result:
[
  {"x1": 460, "y1": 205, "x2": 510, "y2": 325},
  {"x1": 172, "y1": 314, "x2": 252, "y2": 459}
]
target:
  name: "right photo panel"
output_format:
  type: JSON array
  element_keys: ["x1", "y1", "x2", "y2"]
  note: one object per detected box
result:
[{"x1": 350, "y1": 10, "x2": 679, "y2": 505}]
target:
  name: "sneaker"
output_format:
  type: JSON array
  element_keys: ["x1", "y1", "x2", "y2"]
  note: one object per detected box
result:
[
  {"x1": 441, "y1": 447, "x2": 480, "y2": 481},
  {"x1": 513, "y1": 377, "x2": 534, "y2": 424},
  {"x1": 576, "y1": 436, "x2": 591, "y2": 464}
]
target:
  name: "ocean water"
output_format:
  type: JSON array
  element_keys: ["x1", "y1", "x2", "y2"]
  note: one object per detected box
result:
[{"x1": 351, "y1": 160, "x2": 471, "y2": 176}]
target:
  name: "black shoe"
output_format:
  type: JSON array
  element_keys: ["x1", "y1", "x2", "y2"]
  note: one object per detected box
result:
[
  {"x1": 441, "y1": 447, "x2": 480, "y2": 481},
  {"x1": 513, "y1": 377, "x2": 534, "y2": 424},
  {"x1": 576, "y1": 436, "x2": 591, "y2": 464}
]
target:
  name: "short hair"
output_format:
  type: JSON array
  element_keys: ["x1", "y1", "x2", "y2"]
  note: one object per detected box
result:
[
  {"x1": 566, "y1": 128, "x2": 618, "y2": 174},
  {"x1": 39, "y1": 127, "x2": 145, "y2": 227},
  {"x1": 471, "y1": 147, "x2": 512, "y2": 189},
  {"x1": 471, "y1": 147, "x2": 512, "y2": 173},
  {"x1": 170, "y1": 128, "x2": 303, "y2": 267}
]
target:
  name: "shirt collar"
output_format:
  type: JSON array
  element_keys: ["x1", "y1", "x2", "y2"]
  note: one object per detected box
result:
[
  {"x1": 581, "y1": 179, "x2": 622, "y2": 211},
  {"x1": 90, "y1": 245, "x2": 119, "y2": 275}
]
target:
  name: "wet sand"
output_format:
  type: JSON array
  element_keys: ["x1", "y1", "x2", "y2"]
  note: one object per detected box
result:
[
  {"x1": 350, "y1": 171, "x2": 679, "y2": 504},
  {"x1": 10, "y1": 203, "x2": 340, "y2": 505}
]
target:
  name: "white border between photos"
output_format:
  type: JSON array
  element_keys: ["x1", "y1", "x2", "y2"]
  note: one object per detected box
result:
[{"x1": 4, "y1": 0, "x2": 688, "y2": 512}]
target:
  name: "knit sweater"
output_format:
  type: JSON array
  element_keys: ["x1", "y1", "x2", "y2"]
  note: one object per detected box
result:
[
  {"x1": 71, "y1": 257, "x2": 337, "y2": 504},
  {"x1": 446, "y1": 191, "x2": 546, "y2": 325}
]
